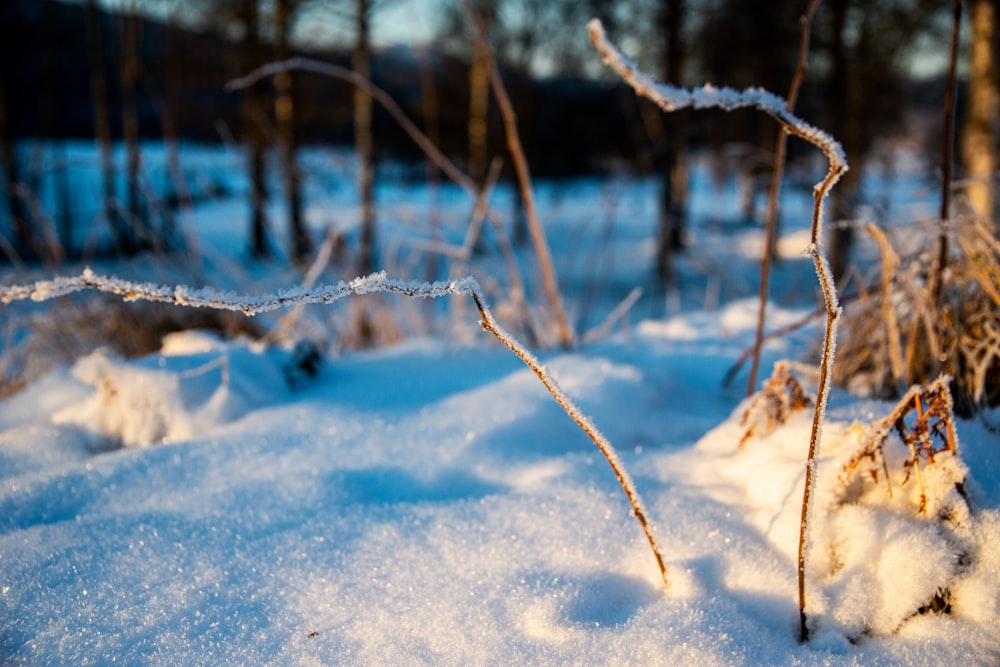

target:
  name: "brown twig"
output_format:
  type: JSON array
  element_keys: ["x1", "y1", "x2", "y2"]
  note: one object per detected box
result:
[
  {"x1": 468, "y1": 289, "x2": 669, "y2": 586},
  {"x1": 228, "y1": 59, "x2": 478, "y2": 197},
  {"x1": 461, "y1": 0, "x2": 574, "y2": 349},
  {"x1": 748, "y1": 0, "x2": 821, "y2": 397}
]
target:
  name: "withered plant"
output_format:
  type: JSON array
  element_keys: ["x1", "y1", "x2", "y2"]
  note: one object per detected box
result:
[
  {"x1": 835, "y1": 213, "x2": 1000, "y2": 413},
  {"x1": 835, "y1": 376, "x2": 971, "y2": 624},
  {"x1": 740, "y1": 361, "x2": 812, "y2": 446},
  {"x1": 588, "y1": 18, "x2": 848, "y2": 640},
  {"x1": 839, "y1": 376, "x2": 964, "y2": 517}
]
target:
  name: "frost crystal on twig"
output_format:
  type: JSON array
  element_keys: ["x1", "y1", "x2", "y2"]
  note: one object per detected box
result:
[{"x1": 586, "y1": 20, "x2": 847, "y2": 172}]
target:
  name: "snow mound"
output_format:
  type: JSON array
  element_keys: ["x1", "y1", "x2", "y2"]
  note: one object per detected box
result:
[
  {"x1": 687, "y1": 366, "x2": 996, "y2": 641},
  {"x1": 53, "y1": 332, "x2": 298, "y2": 448}
]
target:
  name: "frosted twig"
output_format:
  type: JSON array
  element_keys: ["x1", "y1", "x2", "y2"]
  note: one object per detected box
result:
[
  {"x1": 229, "y1": 57, "x2": 554, "y2": 348},
  {"x1": 587, "y1": 20, "x2": 846, "y2": 172},
  {"x1": 468, "y1": 289, "x2": 669, "y2": 586},
  {"x1": 589, "y1": 18, "x2": 847, "y2": 640},
  {"x1": 0, "y1": 268, "x2": 474, "y2": 314},
  {"x1": 1, "y1": 268, "x2": 668, "y2": 586}
]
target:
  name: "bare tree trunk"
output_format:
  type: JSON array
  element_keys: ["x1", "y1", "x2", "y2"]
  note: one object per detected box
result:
[
  {"x1": 120, "y1": 4, "x2": 147, "y2": 252},
  {"x1": 355, "y1": 0, "x2": 375, "y2": 275},
  {"x1": 0, "y1": 66, "x2": 31, "y2": 261},
  {"x1": 85, "y1": 0, "x2": 127, "y2": 254},
  {"x1": 240, "y1": 0, "x2": 270, "y2": 259},
  {"x1": 275, "y1": 0, "x2": 310, "y2": 264},
  {"x1": 159, "y1": 10, "x2": 185, "y2": 255},
  {"x1": 418, "y1": 45, "x2": 442, "y2": 288},
  {"x1": 468, "y1": 1, "x2": 494, "y2": 186},
  {"x1": 656, "y1": 0, "x2": 688, "y2": 284},
  {"x1": 962, "y1": 0, "x2": 998, "y2": 221},
  {"x1": 39, "y1": 0, "x2": 69, "y2": 261},
  {"x1": 0, "y1": 57, "x2": 30, "y2": 261}
]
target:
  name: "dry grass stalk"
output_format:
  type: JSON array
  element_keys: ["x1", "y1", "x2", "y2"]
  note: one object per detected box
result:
[
  {"x1": 264, "y1": 226, "x2": 340, "y2": 346},
  {"x1": 748, "y1": 0, "x2": 821, "y2": 397},
  {"x1": 461, "y1": 0, "x2": 574, "y2": 349},
  {"x1": 866, "y1": 223, "x2": 905, "y2": 391},
  {"x1": 836, "y1": 213, "x2": 1000, "y2": 410},
  {"x1": 582, "y1": 286, "x2": 643, "y2": 345}
]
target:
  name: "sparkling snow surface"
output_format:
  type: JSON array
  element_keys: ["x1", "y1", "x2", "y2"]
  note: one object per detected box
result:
[{"x1": 1, "y1": 147, "x2": 998, "y2": 664}]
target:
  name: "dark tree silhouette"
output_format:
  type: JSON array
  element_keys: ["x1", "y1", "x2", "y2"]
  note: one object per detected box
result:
[{"x1": 275, "y1": 0, "x2": 311, "y2": 263}]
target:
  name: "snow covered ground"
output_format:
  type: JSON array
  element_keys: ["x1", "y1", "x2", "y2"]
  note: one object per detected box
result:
[{"x1": 1, "y1": 144, "x2": 998, "y2": 664}]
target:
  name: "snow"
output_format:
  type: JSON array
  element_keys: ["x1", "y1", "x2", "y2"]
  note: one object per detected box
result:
[
  {"x1": 1, "y1": 139, "x2": 997, "y2": 662},
  {"x1": 2, "y1": 301, "x2": 998, "y2": 663}
]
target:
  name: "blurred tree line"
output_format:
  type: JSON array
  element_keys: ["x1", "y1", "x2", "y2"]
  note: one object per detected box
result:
[{"x1": 0, "y1": 0, "x2": 996, "y2": 283}]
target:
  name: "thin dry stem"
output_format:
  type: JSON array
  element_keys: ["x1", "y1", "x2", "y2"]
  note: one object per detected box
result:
[
  {"x1": 748, "y1": 0, "x2": 821, "y2": 397},
  {"x1": 933, "y1": 0, "x2": 963, "y2": 306},
  {"x1": 463, "y1": 0, "x2": 574, "y2": 349},
  {"x1": 866, "y1": 223, "x2": 905, "y2": 390},
  {"x1": 228, "y1": 59, "x2": 477, "y2": 197},
  {"x1": 229, "y1": 59, "x2": 541, "y2": 344},
  {"x1": 588, "y1": 19, "x2": 847, "y2": 640},
  {"x1": 469, "y1": 289, "x2": 669, "y2": 586},
  {"x1": 582, "y1": 287, "x2": 643, "y2": 344}
]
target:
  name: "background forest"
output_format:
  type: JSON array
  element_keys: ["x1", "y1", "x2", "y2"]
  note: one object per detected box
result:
[{"x1": 1, "y1": 0, "x2": 996, "y2": 266}]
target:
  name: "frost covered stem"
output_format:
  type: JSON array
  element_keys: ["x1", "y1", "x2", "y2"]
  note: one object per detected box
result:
[
  {"x1": 588, "y1": 18, "x2": 847, "y2": 638},
  {"x1": 463, "y1": 0, "x2": 574, "y2": 349},
  {"x1": 798, "y1": 163, "x2": 845, "y2": 643},
  {"x1": 587, "y1": 20, "x2": 847, "y2": 174},
  {"x1": 470, "y1": 290, "x2": 670, "y2": 587}
]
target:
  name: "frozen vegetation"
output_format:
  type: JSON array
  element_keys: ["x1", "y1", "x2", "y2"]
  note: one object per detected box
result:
[{"x1": 0, "y1": 64, "x2": 998, "y2": 661}]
